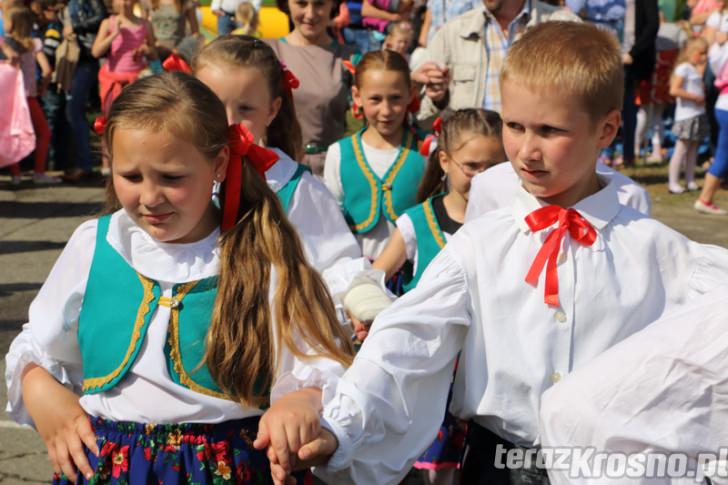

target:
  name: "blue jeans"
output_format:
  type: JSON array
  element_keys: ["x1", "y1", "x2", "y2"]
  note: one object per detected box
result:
[
  {"x1": 217, "y1": 14, "x2": 237, "y2": 36},
  {"x1": 65, "y1": 59, "x2": 98, "y2": 172},
  {"x1": 42, "y1": 86, "x2": 71, "y2": 171},
  {"x1": 710, "y1": 108, "x2": 728, "y2": 179},
  {"x1": 342, "y1": 27, "x2": 383, "y2": 54}
]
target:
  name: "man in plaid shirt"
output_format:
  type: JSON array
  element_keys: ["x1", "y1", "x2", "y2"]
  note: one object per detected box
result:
[{"x1": 414, "y1": 0, "x2": 579, "y2": 126}]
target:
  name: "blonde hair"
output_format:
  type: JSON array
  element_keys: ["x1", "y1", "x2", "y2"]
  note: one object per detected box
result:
[
  {"x1": 6, "y1": 7, "x2": 34, "y2": 50},
  {"x1": 674, "y1": 36, "x2": 708, "y2": 70},
  {"x1": 501, "y1": 21, "x2": 623, "y2": 125},
  {"x1": 103, "y1": 73, "x2": 353, "y2": 407},
  {"x1": 193, "y1": 35, "x2": 304, "y2": 161},
  {"x1": 234, "y1": 1, "x2": 258, "y2": 35}
]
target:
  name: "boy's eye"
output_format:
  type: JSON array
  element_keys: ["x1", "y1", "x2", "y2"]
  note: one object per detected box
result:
[
  {"x1": 539, "y1": 126, "x2": 563, "y2": 136},
  {"x1": 506, "y1": 122, "x2": 524, "y2": 132}
]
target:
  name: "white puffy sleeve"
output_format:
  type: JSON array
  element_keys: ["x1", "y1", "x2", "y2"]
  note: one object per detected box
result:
[
  {"x1": 540, "y1": 288, "x2": 728, "y2": 485},
  {"x1": 323, "y1": 143, "x2": 344, "y2": 207},
  {"x1": 314, "y1": 246, "x2": 472, "y2": 485},
  {"x1": 287, "y1": 171, "x2": 361, "y2": 274},
  {"x1": 395, "y1": 213, "x2": 417, "y2": 261},
  {"x1": 5, "y1": 219, "x2": 97, "y2": 426}
]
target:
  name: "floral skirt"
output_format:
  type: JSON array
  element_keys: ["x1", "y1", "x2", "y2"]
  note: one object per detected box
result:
[{"x1": 52, "y1": 416, "x2": 271, "y2": 485}]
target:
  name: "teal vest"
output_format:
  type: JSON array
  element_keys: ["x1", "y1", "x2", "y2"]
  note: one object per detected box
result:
[
  {"x1": 401, "y1": 195, "x2": 447, "y2": 292},
  {"x1": 276, "y1": 163, "x2": 310, "y2": 213},
  {"x1": 339, "y1": 129, "x2": 424, "y2": 234},
  {"x1": 78, "y1": 215, "x2": 230, "y2": 400}
]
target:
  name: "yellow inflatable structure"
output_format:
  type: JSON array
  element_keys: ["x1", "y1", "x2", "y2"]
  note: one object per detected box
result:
[{"x1": 198, "y1": 3, "x2": 290, "y2": 39}]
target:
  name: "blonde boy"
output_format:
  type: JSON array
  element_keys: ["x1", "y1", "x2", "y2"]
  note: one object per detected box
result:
[{"x1": 267, "y1": 22, "x2": 728, "y2": 485}]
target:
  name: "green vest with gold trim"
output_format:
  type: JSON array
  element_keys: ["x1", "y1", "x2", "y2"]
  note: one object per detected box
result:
[
  {"x1": 78, "y1": 215, "x2": 230, "y2": 400},
  {"x1": 276, "y1": 163, "x2": 310, "y2": 213},
  {"x1": 401, "y1": 195, "x2": 447, "y2": 292},
  {"x1": 339, "y1": 129, "x2": 424, "y2": 234}
]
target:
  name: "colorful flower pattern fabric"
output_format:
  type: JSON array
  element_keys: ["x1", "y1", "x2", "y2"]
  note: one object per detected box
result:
[{"x1": 52, "y1": 416, "x2": 271, "y2": 485}]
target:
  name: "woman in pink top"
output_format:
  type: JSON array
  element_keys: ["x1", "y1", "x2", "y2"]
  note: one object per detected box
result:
[
  {"x1": 92, "y1": 0, "x2": 156, "y2": 114},
  {"x1": 3, "y1": 7, "x2": 58, "y2": 185}
]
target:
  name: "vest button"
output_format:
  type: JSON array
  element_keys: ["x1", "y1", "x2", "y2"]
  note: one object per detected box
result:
[
  {"x1": 382, "y1": 184, "x2": 391, "y2": 191},
  {"x1": 169, "y1": 299, "x2": 180, "y2": 309}
]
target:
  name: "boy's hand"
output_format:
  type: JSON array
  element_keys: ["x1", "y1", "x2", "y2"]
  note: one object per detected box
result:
[
  {"x1": 253, "y1": 388, "x2": 323, "y2": 481},
  {"x1": 22, "y1": 364, "x2": 98, "y2": 482},
  {"x1": 347, "y1": 310, "x2": 371, "y2": 342}
]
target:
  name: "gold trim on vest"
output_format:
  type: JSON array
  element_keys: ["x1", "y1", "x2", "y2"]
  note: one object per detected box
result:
[
  {"x1": 350, "y1": 134, "x2": 380, "y2": 232},
  {"x1": 83, "y1": 273, "x2": 155, "y2": 392},
  {"x1": 423, "y1": 197, "x2": 446, "y2": 249},
  {"x1": 166, "y1": 281, "x2": 231, "y2": 400},
  {"x1": 382, "y1": 130, "x2": 414, "y2": 221}
]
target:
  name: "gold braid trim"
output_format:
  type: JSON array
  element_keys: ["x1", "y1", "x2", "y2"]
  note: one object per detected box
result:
[
  {"x1": 83, "y1": 274, "x2": 155, "y2": 391},
  {"x1": 423, "y1": 197, "x2": 446, "y2": 249},
  {"x1": 383, "y1": 130, "x2": 414, "y2": 221},
  {"x1": 350, "y1": 133, "x2": 381, "y2": 232},
  {"x1": 166, "y1": 281, "x2": 231, "y2": 400}
]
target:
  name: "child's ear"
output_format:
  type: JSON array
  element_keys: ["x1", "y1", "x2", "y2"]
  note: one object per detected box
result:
[
  {"x1": 351, "y1": 85, "x2": 361, "y2": 107},
  {"x1": 438, "y1": 149, "x2": 449, "y2": 173},
  {"x1": 213, "y1": 146, "x2": 230, "y2": 182},
  {"x1": 267, "y1": 96, "x2": 283, "y2": 127},
  {"x1": 597, "y1": 109, "x2": 621, "y2": 149}
]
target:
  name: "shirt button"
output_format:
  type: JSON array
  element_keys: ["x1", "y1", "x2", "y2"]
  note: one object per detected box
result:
[
  {"x1": 558, "y1": 252, "x2": 566, "y2": 264},
  {"x1": 554, "y1": 310, "x2": 567, "y2": 323},
  {"x1": 551, "y1": 372, "x2": 562, "y2": 383}
]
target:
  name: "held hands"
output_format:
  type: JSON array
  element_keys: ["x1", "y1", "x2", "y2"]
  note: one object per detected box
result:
[
  {"x1": 347, "y1": 310, "x2": 372, "y2": 343},
  {"x1": 253, "y1": 388, "x2": 325, "y2": 484},
  {"x1": 22, "y1": 364, "x2": 99, "y2": 482}
]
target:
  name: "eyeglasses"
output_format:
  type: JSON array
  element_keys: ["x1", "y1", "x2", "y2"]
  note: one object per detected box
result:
[{"x1": 447, "y1": 155, "x2": 493, "y2": 177}]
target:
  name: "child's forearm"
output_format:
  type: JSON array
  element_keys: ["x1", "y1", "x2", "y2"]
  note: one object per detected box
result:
[{"x1": 670, "y1": 87, "x2": 702, "y2": 102}]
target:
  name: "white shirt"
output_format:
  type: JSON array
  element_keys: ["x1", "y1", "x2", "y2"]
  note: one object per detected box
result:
[
  {"x1": 314, "y1": 174, "x2": 728, "y2": 485},
  {"x1": 710, "y1": 42, "x2": 728, "y2": 111},
  {"x1": 324, "y1": 141, "x2": 404, "y2": 260},
  {"x1": 5, "y1": 210, "x2": 346, "y2": 426},
  {"x1": 707, "y1": 10, "x2": 728, "y2": 33},
  {"x1": 464, "y1": 161, "x2": 652, "y2": 221},
  {"x1": 210, "y1": 0, "x2": 261, "y2": 15},
  {"x1": 540, "y1": 287, "x2": 728, "y2": 485},
  {"x1": 673, "y1": 63, "x2": 706, "y2": 121},
  {"x1": 267, "y1": 150, "x2": 362, "y2": 278}
]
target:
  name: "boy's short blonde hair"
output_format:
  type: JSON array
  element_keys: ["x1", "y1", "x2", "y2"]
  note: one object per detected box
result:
[{"x1": 501, "y1": 21, "x2": 623, "y2": 125}]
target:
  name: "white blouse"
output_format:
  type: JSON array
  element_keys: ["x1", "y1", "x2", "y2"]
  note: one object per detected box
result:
[
  {"x1": 395, "y1": 212, "x2": 454, "y2": 281},
  {"x1": 267, "y1": 149, "x2": 362, "y2": 274},
  {"x1": 314, "y1": 174, "x2": 728, "y2": 485},
  {"x1": 323, "y1": 141, "x2": 403, "y2": 260},
  {"x1": 5, "y1": 210, "x2": 346, "y2": 427},
  {"x1": 539, "y1": 286, "x2": 728, "y2": 485},
  {"x1": 465, "y1": 161, "x2": 652, "y2": 221}
]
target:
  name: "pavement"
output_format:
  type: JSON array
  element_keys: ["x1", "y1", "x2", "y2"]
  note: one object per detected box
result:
[
  {"x1": 0, "y1": 174, "x2": 726, "y2": 484},
  {"x1": 0, "y1": 179, "x2": 104, "y2": 484}
]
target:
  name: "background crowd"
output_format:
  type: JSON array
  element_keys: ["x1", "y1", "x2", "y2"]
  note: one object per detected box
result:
[{"x1": 1, "y1": 0, "x2": 728, "y2": 215}]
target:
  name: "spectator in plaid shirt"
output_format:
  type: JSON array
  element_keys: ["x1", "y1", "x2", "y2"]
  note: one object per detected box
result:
[{"x1": 412, "y1": 0, "x2": 578, "y2": 127}]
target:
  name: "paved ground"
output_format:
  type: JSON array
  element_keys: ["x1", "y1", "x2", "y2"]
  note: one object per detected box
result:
[{"x1": 0, "y1": 167, "x2": 726, "y2": 484}]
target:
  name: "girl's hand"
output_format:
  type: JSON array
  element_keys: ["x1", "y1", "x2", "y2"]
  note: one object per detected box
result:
[
  {"x1": 268, "y1": 428, "x2": 339, "y2": 485},
  {"x1": 694, "y1": 95, "x2": 705, "y2": 105},
  {"x1": 347, "y1": 310, "x2": 371, "y2": 342},
  {"x1": 253, "y1": 388, "x2": 323, "y2": 482},
  {"x1": 22, "y1": 364, "x2": 99, "y2": 482}
]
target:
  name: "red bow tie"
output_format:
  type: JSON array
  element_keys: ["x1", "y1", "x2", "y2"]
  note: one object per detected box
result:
[
  {"x1": 524, "y1": 205, "x2": 597, "y2": 307},
  {"x1": 221, "y1": 124, "x2": 279, "y2": 232}
]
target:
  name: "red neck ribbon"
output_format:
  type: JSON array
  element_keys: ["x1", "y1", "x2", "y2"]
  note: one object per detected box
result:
[
  {"x1": 524, "y1": 205, "x2": 597, "y2": 307},
  {"x1": 162, "y1": 53, "x2": 192, "y2": 74},
  {"x1": 221, "y1": 124, "x2": 279, "y2": 232}
]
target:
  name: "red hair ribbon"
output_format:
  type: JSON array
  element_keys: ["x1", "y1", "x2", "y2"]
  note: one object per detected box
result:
[
  {"x1": 524, "y1": 206, "x2": 597, "y2": 307},
  {"x1": 162, "y1": 53, "x2": 192, "y2": 74},
  {"x1": 407, "y1": 93, "x2": 421, "y2": 114},
  {"x1": 280, "y1": 62, "x2": 300, "y2": 98},
  {"x1": 342, "y1": 59, "x2": 356, "y2": 76},
  {"x1": 221, "y1": 124, "x2": 279, "y2": 232},
  {"x1": 93, "y1": 115, "x2": 107, "y2": 136},
  {"x1": 419, "y1": 117, "x2": 443, "y2": 156}
]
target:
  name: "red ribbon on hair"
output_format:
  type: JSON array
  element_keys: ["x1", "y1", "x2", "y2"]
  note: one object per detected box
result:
[
  {"x1": 280, "y1": 62, "x2": 300, "y2": 98},
  {"x1": 524, "y1": 206, "x2": 597, "y2": 307},
  {"x1": 342, "y1": 59, "x2": 356, "y2": 76},
  {"x1": 221, "y1": 124, "x2": 279, "y2": 232},
  {"x1": 162, "y1": 53, "x2": 192, "y2": 74},
  {"x1": 93, "y1": 115, "x2": 107, "y2": 136},
  {"x1": 419, "y1": 117, "x2": 443, "y2": 156}
]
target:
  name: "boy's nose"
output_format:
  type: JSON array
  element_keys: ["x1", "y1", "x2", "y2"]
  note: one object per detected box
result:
[{"x1": 518, "y1": 132, "x2": 541, "y2": 161}]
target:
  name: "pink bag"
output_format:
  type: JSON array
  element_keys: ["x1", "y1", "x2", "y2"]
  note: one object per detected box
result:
[{"x1": 0, "y1": 62, "x2": 36, "y2": 168}]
